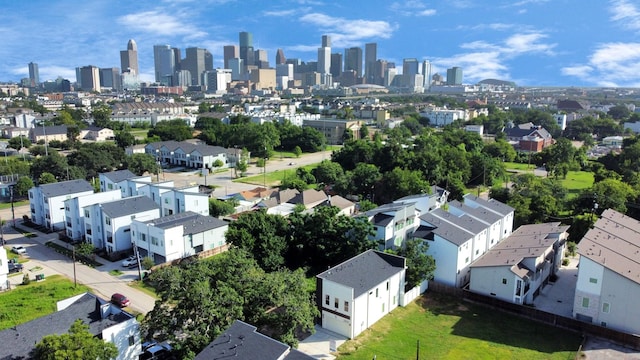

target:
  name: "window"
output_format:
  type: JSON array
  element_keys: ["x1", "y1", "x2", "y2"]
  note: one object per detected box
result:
[
  {"x1": 393, "y1": 296, "x2": 396, "y2": 305},
  {"x1": 601, "y1": 322, "x2": 607, "y2": 327},
  {"x1": 131, "y1": 215, "x2": 136, "y2": 220},
  {"x1": 108, "y1": 184, "x2": 113, "y2": 190},
  {"x1": 105, "y1": 217, "x2": 111, "y2": 225},
  {"x1": 140, "y1": 234, "x2": 146, "y2": 242},
  {"x1": 602, "y1": 303, "x2": 610, "y2": 313},
  {"x1": 582, "y1": 297, "x2": 590, "y2": 308},
  {"x1": 151, "y1": 236, "x2": 159, "y2": 246},
  {"x1": 382, "y1": 303, "x2": 385, "y2": 312},
  {"x1": 128, "y1": 335, "x2": 135, "y2": 347},
  {"x1": 502, "y1": 278, "x2": 507, "y2": 285},
  {"x1": 386, "y1": 281, "x2": 389, "y2": 290},
  {"x1": 476, "y1": 249, "x2": 479, "y2": 255},
  {"x1": 376, "y1": 288, "x2": 379, "y2": 297},
  {"x1": 334, "y1": 297, "x2": 338, "y2": 308},
  {"x1": 589, "y1": 277, "x2": 598, "y2": 284},
  {"x1": 465, "y1": 257, "x2": 470, "y2": 263},
  {"x1": 325, "y1": 295, "x2": 329, "y2": 305},
  {"x1": 344, "y1": 301, "x2": 349, "y2": 312},
  {"x1": 164, "y1": 198, "x2": 169, "y2": 204}
]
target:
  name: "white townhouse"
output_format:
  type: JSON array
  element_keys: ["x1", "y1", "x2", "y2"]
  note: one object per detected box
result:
[
  {"x1": 469, "y1": 222, "x2": 568, "y2": 305},
  {"x1": 0, "y1": 292, "x2": 141, "y2": 360},
  {"x1": 462, "y1": 194, "x2": 514, "y2": 240},
  {"x1": 123, "y1": 178, "x2": 158, "y2": 198},
  {"x1": 428, "y1": 208, "x2": 490, "y2": 262},
  {"x1": 99, "y1": 169, "x2": 151, "y2": 196},
  {"x1": 64, "y1": 190, "x2": 122, "y2": 241},
  {"x1": 361, "y1": 202, "x2": 419, "y2": 250},
  {"x1": 131, "y1": 211, "x2": 228, "y2": 264},
  {"x1": 29, "y1": 179, "x2": 95, "y2": 231},
  {"x1": 83, "y1": 196, "x2": 160, "y2": 253},
  {"x1": 393, "y1": 187, "x2": 449, "y2": 214},
  {"x1": 573, "y1": 209, "x2": 640, "y2": 334},
  {"x1": 0, "y1": 248, "x2": 7, "y2": 290},
  {"x1": 144, "y1": 141, "x2": 231, "y2": 170},
  {"x1": 137, "y1": 183, "x2": 209, "y2": 217},
  {"x1": 414, "y1": 212, "x2": 475, "y2": 287},
  {"x1": 448, "y1": 200, "x2": 506, "y2": 250},
  {"x1": 316, "y1": 250, "x2": 406, "y2": 339}
]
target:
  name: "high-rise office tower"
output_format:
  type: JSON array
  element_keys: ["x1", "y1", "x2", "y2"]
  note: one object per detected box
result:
[
  {"x1": 228, "y1": 58, "x2": 243, "y2": 81},
  {"x1": 28, "y1": 62, "x2": 39, "y2": 87},
  {"x1": 317, "y1": 35, "x2": 331, "y2": 75},
  {"x1": 78, "y1": 65, "x2": 100, "y2": 92},
  {"x1": 422, "y1": 60, "x2": 432, "y2": 89},
  {"x1": 403, "y1": 58, "x2": 420, "y2": 88},
  {"x1": 224, "y1": 45, "x2": 239, "y2": 69},
  {"x1": 365, "y1": 43, "x2": 377, "y2": 84},
  {"x1": 254, "y1": 49, "x2": 269, "y2": 68},
  {"x1": 275, "y1": 48, "x2": 286, "y2": 65},
  {"x1": 120, "y1": 39, "x2": 139, "y2": 75},
  {"x1": 330, "y1": 53, "x2": 342, "y2": 78},
  {"x1": 239, "y1": 31, "x2": 255, "y2": 67},
  {"x1": 154, "y1": 45, "x2": 176, "y2": 85},
  {"x1": 172, "y1": 47, "x2": 182, "y2": 72},
  {"x1": 344, "y1": 47, "x2": 363, "y2": 77},
  {"x1": 183, "y1": 47, "x2": 211, "y2": 86},
  {"x1": 100, "y1": 67, "x2": 122, "y2": 91},
  {"x1": 374, "y1": 60, "x2": 387, "y2": 86},
  {"x1": 446, "y1": 66, "x2": 463, "y2": 85}
]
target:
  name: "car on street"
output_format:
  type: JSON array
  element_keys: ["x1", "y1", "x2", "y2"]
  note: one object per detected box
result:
[
  {"x1": 140, "y1": 341, "x2": 174, "y2": 360},
  {"x1": 11, "y1": 246, "x2": 26, "y2": 255},
  {"x1": 8, "y1": 262, "x2": 23, "y2": 273},
  {"x1": 121, "y1": 255, "x2": 140, "y2": 268},
  {"x1": 110, "y1": 293, "x2": 130, "y2": 307}
]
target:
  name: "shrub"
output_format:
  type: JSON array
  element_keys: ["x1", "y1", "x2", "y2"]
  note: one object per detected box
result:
[
  {"x1": 562, "y1": 258, "x2": 570, "y2": 266},
  {"x1": 22, "y1": 274, "x2": 30, "y2": 285}
]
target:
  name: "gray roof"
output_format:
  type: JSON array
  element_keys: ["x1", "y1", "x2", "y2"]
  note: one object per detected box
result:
[
  {"x1": 31, "y1": 124, "x2": 68, "y2": 136},
  {"x1": 419, "y1": 213, "x2": 474, "y2": 246},
  {"x1": 147, "y1": 140, "x2": 228, "y2": 156},
  {"x1": 100, "y1": 195, "x2": 160, "y2": 218},
  {"x1": 0, "y1": 293, "x2": 132, "y2": 360},
  {"x1": 317, "y1": 250, "x2": 406, "y2": 298},
  {"x1": 430, "y1": 208, "x2": 487, "y2": 235},
  {"x1": 194, "y1": 320, "x2": 315, "y2": 360},
  {"x1": 364, "y1": 202, "x2": 411, "y2": 218},
  {"x1": 449, "y1": 200, "x2": 502, "y2": 225},
  {"x1": 39, "y1": 179, "x2": 94, "y2": 197},
  {"x1": 143, "y1": 211, "x2": 228, "y2": 233},
  {"x1": 578, "y1": 209, "x2": 640, "y2": 285},
  {"x1": 463, "y1": 194, "x2": 514, "y2": 216},
  {"x1": 101, "y1": 169, "x2": 136, "y2": 183}
]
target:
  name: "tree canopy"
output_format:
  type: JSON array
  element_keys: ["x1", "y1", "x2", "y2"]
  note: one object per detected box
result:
[{"x1": 33, "y1": 319, "x2": 118, "y2": 360}]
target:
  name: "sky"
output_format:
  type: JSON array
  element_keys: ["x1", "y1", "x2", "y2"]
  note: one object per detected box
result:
[{"x1": 2, "y1": 0, "x2": 640, "y2": 87}]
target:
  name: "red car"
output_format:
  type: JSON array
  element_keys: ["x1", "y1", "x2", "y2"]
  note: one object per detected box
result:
[{"x1": 110, "y1": 293, "x2": 130, "y2": 307}]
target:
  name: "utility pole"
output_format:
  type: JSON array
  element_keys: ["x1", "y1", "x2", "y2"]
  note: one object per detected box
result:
[{"x1": 72, "y1": 246, "x2": 77, "y2": 287}]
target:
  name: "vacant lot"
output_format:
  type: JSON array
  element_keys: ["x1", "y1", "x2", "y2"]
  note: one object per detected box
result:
[
  {"x1": 560, "y1": 171, "x2": 594, "y2": 199},
  {"x1": 0, "y1": 275, "x2": 89, "y2": 330},
  {"x1": 337, "y1": 292, "x2": 581, "y2": 360}
]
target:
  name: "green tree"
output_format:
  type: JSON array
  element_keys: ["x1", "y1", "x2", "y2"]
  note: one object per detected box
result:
[
  {"x1": 91, "y1": 104, "x2": 113, "y2": 128},
  {"x1": 377, "y1": 167, "x2": 430, "y2": 204},
  {"x1": 391, "y1": 238, "x2": 436, "y2": 289},
  {"x1": 14, "y1": 176, "x2": 34, "y2": 196},
  {"x1": 142, "y1": 256, "x2": 155, "y2": 270},
  {"x1": 33, "y1": 319, "x2": 118, "y2": 360},
  {"x1": 7, "y1": 136, "x2": 31, "y2": 150},
  {"x1": 293, "y1": 145, "x2": 302, "y2": 158},
  {"x1": 148, "y1": 119, "x2": 193, "y2": 141},
  {"x1": 38, "y1": 172, "x2": 57, "y2": 184},
  {"x1": 114, "y1": 131, "x2": 136, "y2": 148},
  {"x1": 124, "y1": 153, "x2": 159, "y2": 176},
  {"x1": 208, "y1": 198, "x2": 236, "y2": 218},
  {"x1": 608, "y1": 104, "x2": 631, "y2": 120},
  {"x1": 312, "y1": 160, "x2": 345, "y2": 185}
]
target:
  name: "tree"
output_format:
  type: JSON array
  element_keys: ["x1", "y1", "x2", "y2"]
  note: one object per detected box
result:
[
  {"x1": 14, "y1": 176, "x2": 34, "y2": 196},
  {"x1": 142, "y1": 256, "x2": 155, "y2": 270},
  {"x1": 377, "y1": 167, "x2": 430, "y2": 204},
  {"x1": 7, "y1": 136, "x2": 30, "y2": 150},
  {"x1": 359, "y1": 123, "x2": 369, "y2": 140},
  {"x1": 38, "y1": 172, "x2": 57, "y2": 184},
  {"x1": 114, "y1": 131, "x2": 136, "y2": 148},
  {"x1": 124, "y1": 153, "x2": 159, "y2": 176},
  {"x1": 608, "y1": 104, "x2": 631, "y2": 120},
  {"x1": 208, "y1": 198, "x2": 236, "y2": 218},
  {"x1": 91, "y1": 104, "x2": 112, "y2": 128},
  {"x1": 147, "y1": 119, "x2": 193, "y2": 141},
  {"x1": 33, "y1": 319, "x2": 118, "y2": 360},
  {"x1": 312, "y1": 160, "x2": 345, "y2": 185},
  {"x1": 392, "y1": 238, "x2": 436, "y2": 289},
  {"x1": 293, "y1": 145, "x2": 302, "y2": 158}
]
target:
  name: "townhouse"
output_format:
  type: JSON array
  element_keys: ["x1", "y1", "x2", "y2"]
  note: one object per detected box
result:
[
  {"x1": 361, "y1": 202, "x2": 419, "y2": 250},
  {"x1": 29, "y1": 179, "x2": 95, "y2": 231},
  {"x1": 64, "y1": 190, "x2": 122, "y2": 241}
]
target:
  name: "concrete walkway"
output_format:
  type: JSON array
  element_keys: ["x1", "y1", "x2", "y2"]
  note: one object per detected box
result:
[
  {"x1": 533, "y1": 256, "x2": 579, "y2": 317},
  {"x1": 297, "y1": 326, "x2": 347, "y2": 360}
]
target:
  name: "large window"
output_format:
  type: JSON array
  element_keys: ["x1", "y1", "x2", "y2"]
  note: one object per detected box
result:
[
  {"x1": 334, "y1": 297, "x2": 338, "y2": 308},
  {"x1": 105, "y1": 217, "x2": 111, "y2": 225},
  {"x1": 325, "y1": 295, "x2": 329, "y2": 305},
  {"x1": 602, "y1": 302, "x2": 610, "y2": 313},
  {"x1": 582, "y1": 297, "x2": 590, "y2": 308},
  {"x1": 344, "y1": 301, "x2": 349, "y2": 312}
]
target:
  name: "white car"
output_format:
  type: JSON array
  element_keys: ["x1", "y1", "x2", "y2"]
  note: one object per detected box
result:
[
  {"x1": 11, "y1": 246, "x2": 26, "y2": 255},
  {"x1": 121, "y1": 255, "x2": 140, "y2": 267}
]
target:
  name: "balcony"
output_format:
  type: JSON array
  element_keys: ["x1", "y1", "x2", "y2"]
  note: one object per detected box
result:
[
  {"x1": 86, "y1": 228, "x2": 92, "y2": 235},
  {"x1": 66, "y1": 222, "x2": 72, "y2": 227},
  {"x1": 107, "y1": 236, "x2": 113, "y2": 243}
]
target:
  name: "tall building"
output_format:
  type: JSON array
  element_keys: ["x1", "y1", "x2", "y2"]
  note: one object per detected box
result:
[
  {"x1": 402, "y1": 58, "x2": 421, "y2": 89},
  {"x1": 228, "y1": 58, "x2": 243, "y2": 81},
  {"x1": 254, "y1": 49, "x2": 269, "y2": 68},
  {"x1": 99, "y1": 67, "x2": 121, "y2": 91},
  {"x1": 317, "y1": 35, "x2": 331, "y2": 76},
  {"x1": 153, "y1": 45, "x2": 176, "y2": 85},
  {"x1": 239, "y1": 31, "x2": 254, "y2": 67},
  {"x1": 344, "y1": 47, "x2": 363, "y2": 77},
  {"x1": 275, "y1": 48, "x2": 286, "y2": 65},
  {"x1": 374, "y1": 59, "x2": 387, "y2": 86},
  {"x1": 78, "y1": 65, "x2": 100, "y2": 92},
  {"x1": 422, "y1": 60, "x2": 432, "y2": 89},
  {"x1": 205, "y1": 69, "x2": 231, "y2": 94},
  {"x1": 223, "y1": 45, "x2": 239, "y2": 69},
  {"x1": 28, "y1": 62, "x2": 39, "y2": 87},
  {"x1": 183, "y1": 47, "x2": 212, "y2": 86},
  {"x1": 119, "y1": 39, "x2": 139, "y2": 75},
  {"x1": 330, "y1": 53, "x2": 342, "y2": 78},
  {"x1": 172, "y1": 47, "x2": 182, "y2": 72},
  {"x1": 446, "y1": 67, "x2": 463, "y2": 85},
  {"x1": 365, "y1": 43, "x2": 377, "y2": 84}
]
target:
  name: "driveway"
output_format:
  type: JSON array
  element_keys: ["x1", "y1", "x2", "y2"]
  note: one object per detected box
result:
[
  {"x1": 297, "y1": 325, "x2": 347, "y2": 360},
  {"x1": 533, "y1": 255, "x2": 579, "y2": 317}
]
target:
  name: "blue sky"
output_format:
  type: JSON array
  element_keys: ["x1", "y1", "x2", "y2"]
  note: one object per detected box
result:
[{"x1": 2, "y1": 0, "x2": 640, "y2": 87}]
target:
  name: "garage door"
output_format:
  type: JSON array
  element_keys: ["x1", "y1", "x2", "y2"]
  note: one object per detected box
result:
[{"x1": 322, "y1": 312, "x2": 351, "y2": 338}]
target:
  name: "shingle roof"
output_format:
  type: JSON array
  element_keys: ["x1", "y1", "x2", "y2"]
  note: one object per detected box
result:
[
  {"x1": 327, "y1": 195, "x2": 354, "y2": 210},
  {"x1": 31, "y1": 124, "x2": 68, "y2": 136},
  {"x1": 288, "y1": 189, "x2": 327, "y2": 207},
  {"x1": 578, "y1": 209, "x2": 640, "y2": 285},
  {"x1": 39, "y1": 179, "x2": 94, "y2": 197},
  {"x1": 100, "y1": 195, "x2": 160, "y2": 218},
  {"x1": 419, "y1": 213, "x2": 474, "y2": 246},
  {"x1": 101, "y1": 169, "x2": 136, "y2": 183},
  {"x1": 317, "y1": 250, "x2": 406, "y2": 298},
  {"x1": 449, "y1": 200, "x2": 502, "y2": 225},
  {"x1": 372, "y1": 213, "x2": 394, "y2": 227},
  {"x1": 430, "y1": 208, "x2": 487, "y2": 235},
  {"x1": 463, "y1": 194, "x2": 514, "y2": 216},
  {"x1": 0, "y1": 293, "x2": 132, "y2": 359},
  {"x1": 143, "y1": 211, "x2": 227, "y2": 233},
  {"x1": 194, "y1": 320, "x2": 312, "y2": 360},
  {"x1": 147, "y1": 141, "x2": 228, "y2": 156}
]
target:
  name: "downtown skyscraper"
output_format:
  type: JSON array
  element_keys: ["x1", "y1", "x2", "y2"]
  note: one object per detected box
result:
[
  {"x1": 28, "y1": 62, "x2": 39, "y2": 87},
  {"x1": 120, "y1": 39, "x2": 139, "y2": 75},
  {"x1": 365, "y1": 43, "x2": 377, "y2": 84}
]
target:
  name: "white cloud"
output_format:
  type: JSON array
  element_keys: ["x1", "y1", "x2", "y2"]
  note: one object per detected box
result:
[
  {"x1": 390, "y1": 1, "x2": 436, "y2": 16},
  {"x1": 286, "y1": 45, "x2": 319, "y2": 52},
  {"x1": 263, "y1": 9, "x2": 298, "y2": 17},
  {"x1": 510, "y1": 0, "x2": 549, "y2": 6},
  {"x1": 561, "y1": 42, "x2": 640, "y2": 87},
  {"x1": 503, "y1": 32, "x2": 556, "y2": 56},
  {"x1": 299, "y1": 13, "x2": 397, "y2": 48},
  {"x1": 610, "y1": 0, "x2": 640, "y2": 31},
  {"x1": 561, "y1": 65, "x2": 593, "y2": 77},
  {"x1": 432, "y1": 51, "x2": 509, "y2": 83},
  {"x1": 117, "y1": 10, "x2": 207, "y2": 39}
]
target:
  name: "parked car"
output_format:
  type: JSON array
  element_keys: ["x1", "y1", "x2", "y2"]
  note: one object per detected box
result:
[
  {"x1": 8, "y1": 262, "x2": 23, "y2": 274},
  {"x1": 121, "y1": 255, "x2": 140, "y2": 268},
  {"x1": 140, "y1": 341, "x2": 174, "y2": 360},
  {"x1": 11, "y1": 246, "x2": 26, "y2": 255},
  {"x1": 110, "y1": 293, "x2": 130, "y2": 307}
]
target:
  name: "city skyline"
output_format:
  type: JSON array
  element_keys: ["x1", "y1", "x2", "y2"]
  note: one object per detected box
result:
[{"x1": 2, "y1": 0, "x2": 640, "y2": 87}]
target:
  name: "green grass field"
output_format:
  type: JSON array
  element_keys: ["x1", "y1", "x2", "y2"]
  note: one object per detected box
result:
[
  {"x1": 234, "y1": 164, "x2": 319, "y2": 187},
  {"x1": 336, "y1": 293, "x2": 581, "y2": 360},
  {"x1": 0, "y1": 275, "x2": 89, "y2": 330},
  {"x1": 560, "y1": 171, "x2": 594, "y2": 192},
  {"x1": 0, "y1": 200, "x2": 29, "y2": 210},
  {"x1": 503, "y1": 162, "x2": 536, "y2": 171}
]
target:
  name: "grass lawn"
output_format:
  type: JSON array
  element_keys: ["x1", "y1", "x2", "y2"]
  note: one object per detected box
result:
[
  {"x1": 504, "y1": 162, "x2": 536, "y2": 171},
  {"x1": 0, "y1": 200, "x2": 29, "y2": 210},
  {"x1": 559, "y1": 171, "x2": 594, "y2": 199},
  {"x1": 336, "y1": 293, "x2": 581, "y2": 360},
  {"x1": 234, "y1": 164, "x2": 319, "y2": 187},
  {"x1": 0, "y1": 275, "x2": 89, "y2": 330},
  {"x1": 128, "y1": 280, "x2": 159, "y2": 299}
]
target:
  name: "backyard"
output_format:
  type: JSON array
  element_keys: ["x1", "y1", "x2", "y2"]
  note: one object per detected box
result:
[{"x1": 336, "y1": 292, "x2": 582, "y2": 360}]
